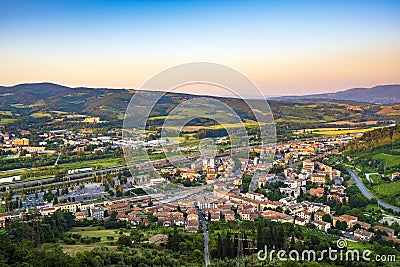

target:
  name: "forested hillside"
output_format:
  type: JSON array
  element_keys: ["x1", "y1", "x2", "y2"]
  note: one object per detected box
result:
[
  {"x1": 344, "y1": 124, "x2": 400, "y2": 153},
  {"x1": 1, "y1": 83, "x2": 399, "y2": 128}
]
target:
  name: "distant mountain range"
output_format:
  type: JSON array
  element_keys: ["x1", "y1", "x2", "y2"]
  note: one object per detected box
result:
[
  {"x1": 0, "y1": 83, "x2": 399, "y2": 127},
  {"x1": 272, "y1": 84, "x2": 400, "y2": 104}
]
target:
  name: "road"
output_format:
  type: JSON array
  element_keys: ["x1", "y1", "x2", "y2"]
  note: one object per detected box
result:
[
  {"x1": 348, "y1": 170, "x2": 400, "y2": 213},
  {"x1": 194, "y1": 196, "x2": 210, "y2": 267}
]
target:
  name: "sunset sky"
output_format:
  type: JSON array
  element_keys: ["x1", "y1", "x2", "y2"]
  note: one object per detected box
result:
[{"x1": 0, "y1": 0, "x2": 399, "y2": 97}]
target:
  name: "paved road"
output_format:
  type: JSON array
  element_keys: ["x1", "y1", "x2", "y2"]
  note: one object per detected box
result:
[
  {"x1": 199, "y1": 210, "x2": 210, "y2": 267},
  {"x1": 348, "y1": 170, "x2": 400, "y2": 213},
  {"x1": 194, "y1": 197, "x2": 210, "y2": 267}
]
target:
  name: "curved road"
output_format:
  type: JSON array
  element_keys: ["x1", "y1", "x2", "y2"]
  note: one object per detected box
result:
[{"x1": 348, "y1": 170, "x2": 400, "y2": 213}]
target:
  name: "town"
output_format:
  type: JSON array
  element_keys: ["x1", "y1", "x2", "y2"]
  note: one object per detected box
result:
[
  {"x1": 1, "y1": 1, "x2": 399, "y2": 265},
  {"x1": 1, "y1": 125, "x2": 399, "y2": 251}
]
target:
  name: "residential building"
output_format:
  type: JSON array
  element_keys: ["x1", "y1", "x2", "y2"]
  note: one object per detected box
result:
[
  {"x1": 295, "y1": 209, "x2": 312, "y2": 223},
  {"x1": 354, "y1": 229, "x2": 374, "y2": 241},
  {"x1": 91, "y1": 207, "x2": 105, "y2": 220},
  {"x1": 224, "y1": 210, "x2": 236, "y2": 221},
  {"x1": 327, "y1": 191, "x2": 349, "y2": 203},
  {"x1": 261, "y1": 210, "x2": 293, "y2": 223},
  {"x1": 0, "y1": 213, "x2": 11, "y2": 227},
  {"x1": 314, "y1": 211, "x2": 328, "y2": 222},
  {"x1": 12, "y1": 138, "x2": 29, "y2": 146},
  {"x1": 310, "y1": 173, "x2": 326, "y2": 185},
  {"x1": 357, "y1": 221, "x2": 372, "y2": 230},
  {"x1": 310, "y1": 187, "x2": 324, "y2": 198},
  {"x1": 54, "y1": 201, "x2": 81, "y2": 213},
  {"x1": 108, "y1": 202, "x2": 130, "y2": 215},
  {"x1": 75, "y1": 211, "x2": 86, "y2": 221},
  {"x1": 333, "y1": 214, "x2": 358, "y2": 229},
  {"x1": 40, "y1": 207, "x2": 56, "y2": 216},
  {"x1": 374, "y1": 226, "x2": 395, "y2": 237},
  {"x1": 240, "y1": 210, "x2": 251, "y2": 221},
  {"x1": 295, "y1": 217, "x2": 307, "y2": 226},
  {"x1": 313, "y1": 220, "x2": 331, "y2": 232}
]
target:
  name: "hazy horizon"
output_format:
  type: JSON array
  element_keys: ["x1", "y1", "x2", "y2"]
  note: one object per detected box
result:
[
  {"x1": 1, "y1": 1, "x2": 399, "y2": 97},
  {"x1": 2, "y1": 81, "x2": 399, "y2": 99}
]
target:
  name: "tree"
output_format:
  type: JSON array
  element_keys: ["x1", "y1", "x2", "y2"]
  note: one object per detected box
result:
[
  {"x1": 216, "y1": 233, "x2": 223, "y2": 258},
  {"x1": 145, "y1": 212, "x2": 158, "y2": 223},
  {"x1": 322, "y1": 214, "x2": 332, "y2": 223},
  {"x1": 335, "y1": 220, "x2": 348, "y2": 230},
  {"x1": 167, "y1": 226, "x2": 182, "y2": 252},
  {"x1": 352, "y1": 223, "x2": 362, "y2": 231},
  {"x1": 116, "y1": 189, "x2": 122, "y2": 197},
  {"x1": 118, "y1": 235, "x2": 132, "y2": 247}
]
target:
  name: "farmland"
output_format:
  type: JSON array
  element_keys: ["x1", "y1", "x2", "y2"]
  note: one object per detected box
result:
[{"x1": 294, "y1": 126, "x2": 384, "y2": 136}]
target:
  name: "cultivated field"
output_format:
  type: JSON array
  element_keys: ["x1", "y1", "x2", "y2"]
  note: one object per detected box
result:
[{"x1": 297, "y1": 126, "x2": 384, "y2": 136}]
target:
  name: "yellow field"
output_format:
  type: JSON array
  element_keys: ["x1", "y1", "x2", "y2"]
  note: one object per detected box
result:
[
  {"x1": 326, "y1": 120, "x2": 378, "y2": 126},
  {"x1": 210, "y1": 120, "x2": 261, "y2": 129},
  {"x1": 298, "y1": 126, "x2": 385, "y2": 136},
  {"x1": 51, "y1": 110, "x2": 69, "y2": 115},
  {"x1": 0, "y1": 111, "x2": 12, "y2": 116},
  {"x1": 30, "y1": 112, "x2": 52, "y2": 118}
]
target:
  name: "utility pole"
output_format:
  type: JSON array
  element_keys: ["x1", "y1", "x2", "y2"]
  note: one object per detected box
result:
[
  {"x1": 237, "y1": 232, "x2": 245, "y2": 267},
  {"x1": 247, "y1": 239, "x2": 255, "y2": 267},
  {"x1": 236, "y1": 231, "x2": 256, "y2": 267}
]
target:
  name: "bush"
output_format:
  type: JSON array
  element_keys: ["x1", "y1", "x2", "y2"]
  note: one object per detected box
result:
[
  {"x1": 118, "y1": 235, "x2": 133, "y2": 247},
  {"x1": 72, "y1": 233, "x2": 82, "y2": 239},
  {"x1": 63, "y1": 237, "x2": 76, "y2": 245}
]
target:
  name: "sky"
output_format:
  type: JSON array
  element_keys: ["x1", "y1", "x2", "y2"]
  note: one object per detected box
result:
[{"x1": 0, "y1": 0, "x2": 399, "y2": 97}]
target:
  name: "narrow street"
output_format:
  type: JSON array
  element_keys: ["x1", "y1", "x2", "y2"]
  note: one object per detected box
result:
[{"x1": 194, "y1": 196, "x2": 211, "y2": 267}]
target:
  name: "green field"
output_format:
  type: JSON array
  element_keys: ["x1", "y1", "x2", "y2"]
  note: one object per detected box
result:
[
  {"x1": 346, "y1": 240, "x2": 376, "y2": 250},
  {"x1": 372, "y1": 153, "x2": 400, "y2": 168},
  {"x1": 276, "y1": 117, "x2": 325, "y2": 123},
  {"x1": 60, "y1": 226, "x2": 175, "y2": 256},
  {"x1": 352, "y1": 149, "x2": 400, "y2": 208},
  {"x1": 59, "y1": 243, "x2": 117, "y2": 256},
  {"x1": 59, "y1": 227, "x2": 122, "y2": 255},
  {"x1": 373, "y1": 181, "x2": 400, "y2": 196},
  {"x1": 0, "y1": 118, "x2": 17, "y2": 125},
  {"x1": 371, "y1": 181, "x2": 400, "y2": 207},
  {"x1": 0, "y1": 157, "x2": 124, "y2": 182},
  {"x1": 117, "y1": 113, "x2": 125, "y2": 120},
  {"x1": 210, "y1": 120, "x2": 261, "y2": 130},
  {"x1": 69, "y1": 226, "x2": 124, "y2": 239},
  {"x1": 56, "y1": 157, "x2": 124, "y2": 170}
]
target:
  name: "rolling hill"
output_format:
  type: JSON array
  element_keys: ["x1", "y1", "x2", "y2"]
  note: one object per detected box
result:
[
  {"x1": 273, "y1": 84, "x2": 400, "y2": 104},
  {"x1": 0, "y1": 83, "x2": 399, "y2": 129}
]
